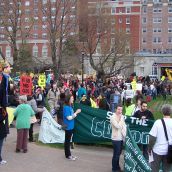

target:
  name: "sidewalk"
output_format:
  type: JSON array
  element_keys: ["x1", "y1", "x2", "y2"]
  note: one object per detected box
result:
[{"x1": 1, "y1": 124, "x2": 113, "y2": 172}]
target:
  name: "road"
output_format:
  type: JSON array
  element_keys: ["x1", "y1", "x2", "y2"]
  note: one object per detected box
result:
[{"x1": 0, "y1": 124, "x2": 115, "y2": 172}]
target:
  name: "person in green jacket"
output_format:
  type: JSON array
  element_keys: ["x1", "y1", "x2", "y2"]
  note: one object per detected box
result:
[
  {"x1": 14, "y1": 95, "x2": 35, "y2": 153},
  {"x1": 124, "y1": 98, "x2": 135, "y2": 117}
]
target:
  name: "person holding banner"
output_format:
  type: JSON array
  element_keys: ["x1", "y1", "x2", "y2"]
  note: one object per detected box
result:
[
  {"x1": 63, "y1": 94, "x2": 81, "y2": 161},
  {"x1": 110, "y1": 104, "x2": 126, "y2": 172},
  {"x1": 149, "y1": 104, "x2": 172, "y2": 172}
]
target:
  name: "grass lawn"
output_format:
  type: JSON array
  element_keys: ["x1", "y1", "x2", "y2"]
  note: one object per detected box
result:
[{"x1": 148, "y1": 95, "x2": 172, "y2": 119}]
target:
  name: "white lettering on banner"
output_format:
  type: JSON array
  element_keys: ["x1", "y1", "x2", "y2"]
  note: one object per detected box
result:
[
  {"x1": 130, "y1": 117, "x2": 148, "y2": 126},
  {"x1": 130, "y1": 130, "x2": 149, "y2": 144},
  {"x1": 90, "y1": 117, "x2": 111, "y2": 139},
  {"x1": 125, "y1": 135, "x2": 151, "y2": 171}
]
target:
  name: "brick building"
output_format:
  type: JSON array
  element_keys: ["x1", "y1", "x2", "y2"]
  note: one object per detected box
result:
[
  {"x1": 0, "y1": 0, "x2": 77, "y2": 67},
  {"x1": 140, "y1": 0, "x2": 172, "y2": 54}
]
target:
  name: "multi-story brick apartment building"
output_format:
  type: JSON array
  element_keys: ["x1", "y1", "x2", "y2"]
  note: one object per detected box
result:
[
  {"x1": 0, "y1": 0, "x2": 77, "y2": 67},
  {"x1": 140, "y1": 0, "x2": 172, "y2": 54},
  {"x1": 78, "y1": 0, "x2": 141, "y2": 54}
]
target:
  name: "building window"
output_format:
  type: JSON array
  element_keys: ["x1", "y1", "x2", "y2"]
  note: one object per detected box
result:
[
  {"x1": 42, "y1": 0, "x2": 47, "y2": 4},
  {"x1": 168, "y1": 7, "x2": 172, "y2": 13},
  {"x1": 42, "y1": 33, "x2": 47, "y2": 39},
  {"x1": 168, "y1": 17, "x2": 172, "y2": 23},
  {"x1": 153, "y1": 17, "x2": 162, "y2": 23},
  {"x1": 25, "y1": 9, "x2": 30, "y2": 15},
  {"x1": 33, "y1": 25, "x2": 39, "y2": 30},
  {"x1": 126, "y1": 17, "x2": 130, "y2": 24},
  {"x1": 152, "y1": 63, "x2": 158, "y2": 75},
  {"x1": 34, "y1": 9, "x2": 38, "y2": 16},
  {"x1": 33, "y1": 34, "x2": 38, "y2": 39},
  {"x1": 168, "y1": 28, "x2": 172, "y2": 33},
  {"x1": 168, "y1": 37, "x2": 172, "y2": 43},
  {"x1": 142, "y1": 38, "x2": 146, "y2": 43},
  {"x1": 153, "y1": 0, "x2": 162, "y2": 3},
  {"x1": 126, "y1": 7, "x2": 131, "y2": 13},
  {"x1": 153, "y1": 37, "x2": 161, "y2": 43},
  {"x1": 25, "y1": 1, "x2": 30, "y2": 6},
  {"x1": 33, "y1": 45, "x2": 38, "y2": 57},
  {"x1": 111, "y1": 7, "x2": 116, "y2": 14},
  {"x1": 42, "y1": 45, "x2": 48, "y2": 57},
  {"x1": 42, "y1": 16, "x2": 47, "y2": 22},
  {"x1": 126, "y1": 28, "x2": 130, "y2": 33},
  {"x1": 142, "y1": 17, "x2": 147, "y2": 23},
  {"x1": 143, "y1": 7, "x2": 147, "y2": 13},
  {"x1": 153, "y1": 28, "x2": 162, "y2": 33},
  {"x1": 6, "y1": 46, "x2": 11, "y2": 58},
  {"x1": 96, "y1": 43, "x2": 101, "y2": 54},
  {"x1": 153, "y1": 8, "x2": 162, "y2": 13},
  {"x1": 142, "y1": 28, "x2": 147, "y2": 33}
]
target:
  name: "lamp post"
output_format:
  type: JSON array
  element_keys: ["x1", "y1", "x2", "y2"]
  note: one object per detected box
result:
[{"x1": 81, "y1": 52, "x2": 84, "y2": 84}]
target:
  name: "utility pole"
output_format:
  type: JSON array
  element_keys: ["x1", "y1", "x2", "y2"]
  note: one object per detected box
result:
[{"x1": 81, "y1": 52, "x2": 84, "y2": 84}]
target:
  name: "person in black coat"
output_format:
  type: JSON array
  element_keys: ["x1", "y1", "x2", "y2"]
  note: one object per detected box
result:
[{"x1": 0, "y1": 60, "x2": 11, "y2": 165}]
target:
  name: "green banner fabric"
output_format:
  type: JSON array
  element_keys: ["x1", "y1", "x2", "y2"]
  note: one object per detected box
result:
[
  {"x1": 124, "y1": 127, "x2": 152, "y2": 172},
  {"x1": 73, "y1": 103, "x2": 154, "y2": 144}
]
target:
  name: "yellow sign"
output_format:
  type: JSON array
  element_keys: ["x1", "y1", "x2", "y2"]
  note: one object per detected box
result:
[
  {"x1": 131, "y1": 79, "x2": 137, "y2": 91},
  {"x1": 38, "y1": 74, "x2": 46, "y2": 88}
]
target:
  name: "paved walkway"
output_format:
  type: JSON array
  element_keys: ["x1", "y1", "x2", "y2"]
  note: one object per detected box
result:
[{"x1": 1, "y1": 124, "x2": 113, "y2": 172}]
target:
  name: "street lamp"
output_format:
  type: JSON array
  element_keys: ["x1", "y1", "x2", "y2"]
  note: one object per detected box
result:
[{"x1": 81, "y1": 51, "x2": 84, "y2": 84}]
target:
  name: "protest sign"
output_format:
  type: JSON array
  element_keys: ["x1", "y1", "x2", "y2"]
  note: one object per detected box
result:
[
  {"x1": 20, "y1": 76, "x2": 32, "y2": 95},
  {"x1": 38, "y1": 109, "x2": 65, "y2": 143},
  {"x1": 38, "y1": 74, "x2": 46, "y2": 89},
  {"x1": 124, "y1": 127, "x2": 152, "y2": 172},
  {"x1": 73, "y1": 103, "x2": 154, "y2": 144}
]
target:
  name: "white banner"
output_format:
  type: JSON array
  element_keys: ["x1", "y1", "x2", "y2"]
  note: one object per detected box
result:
[{"x1": 38, "y1": 109, "x2": 65, "y2": 143}]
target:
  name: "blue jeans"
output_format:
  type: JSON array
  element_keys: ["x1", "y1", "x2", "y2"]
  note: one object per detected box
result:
[
  {"x1": 0, "y1": 139, "x2": 4, "y2": 161},
  {"x1": 112, "y1": 140, "x2": 123, "y2": 172}
]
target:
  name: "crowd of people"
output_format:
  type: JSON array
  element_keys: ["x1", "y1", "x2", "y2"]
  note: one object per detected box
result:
[{"x1": 0, "y1": 68, "x2": 172, "y2": 171}]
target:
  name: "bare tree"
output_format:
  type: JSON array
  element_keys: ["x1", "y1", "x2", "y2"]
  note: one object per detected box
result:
[
  {"x1": 0, "y1": 0, "x2": 34, "y2": 66},
  {"x1": 41, "y1": 0, "x2": 77, "y2": 80},
  {"x1": 79, "y1": 1, "x2": 134, "y2": 81}
]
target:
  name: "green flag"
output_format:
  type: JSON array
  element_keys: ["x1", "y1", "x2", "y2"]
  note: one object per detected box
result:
[{"x1": 124, "y1": 127, "x2": 152, "y2": 172}]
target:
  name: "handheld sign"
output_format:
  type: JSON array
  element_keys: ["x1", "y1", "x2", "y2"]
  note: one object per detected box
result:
[
  {"x1": 20, "y1": 76, "x2": 32, "y2": 95},
  {"x1": 38, "y1": 74, "x2": 46, "y2": 89}
]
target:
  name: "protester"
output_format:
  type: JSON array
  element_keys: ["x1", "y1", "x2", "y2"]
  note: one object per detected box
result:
[
  {"x1": 80, "y1": 94, "x2": 91, "y2": 106},
  {"x1": 110, "y1": 104, "x2": 126, "y2": 172},
  {"x1": 0, "y1": 108, "x2": 8, "y2": 165},
  {"x1": 77, "y1": 84, "x2": 86, "y2": 100},
  {"x1": 57, "y1": 93, "x2": 65, "y2": 125},
  {"x1": 149, "y1": 104, "x2": 172, "y2": 172},
  {"x1": 14, "y1": 95, "x2": 35, "y2": 153},
  {"x1": 47, "y1": 83, "x2": 60, "y2": 117},
  {"x1": 27, "y1": 95, "x2": 44, "y2": 142},
  {"x1": 110, "y1": 88, "x2": 121, "y2": 112},
  {"x1": 133, "y1": 100, "x2": 154, "y2": 159},
  {"x1": 131, "y1": 95, "x2": 143, "y2": 116},
  {"x1": 0, "y1": 60, "x2": 11, "y2": 165},
  {"x1": 63, "y1": 94, "x2": 81, "y2": 160},
  {"x1": 98, "y1": 93, "x2": 110, "y2": 111},
  {"x1": 124, "y1": 98, "x2": 135, "y2": 117}
]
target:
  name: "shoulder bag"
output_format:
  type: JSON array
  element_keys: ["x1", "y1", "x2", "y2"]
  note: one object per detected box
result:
[{"x1": 161, "y1": 119, "x2": 172, "y2": 163}]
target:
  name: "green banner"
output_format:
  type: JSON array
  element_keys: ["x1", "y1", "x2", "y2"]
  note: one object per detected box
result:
[
  {"x1": 73, "y1": 103, "x2": 154, "y2": 144},
  {"x1": 124, "y1": 127, "x2": 152, "y2": 172}
]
